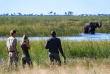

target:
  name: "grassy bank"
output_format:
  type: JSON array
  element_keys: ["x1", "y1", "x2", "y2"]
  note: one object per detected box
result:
[
  {"x1": 0, "y1": 16, "x2": 110, "y2": 37},
  {"x1": 0, "y1": 41, "x2": 110, "y2": 64},
  {"x1": 0, "y1": 41, "x2": 110, "y2": 73}
]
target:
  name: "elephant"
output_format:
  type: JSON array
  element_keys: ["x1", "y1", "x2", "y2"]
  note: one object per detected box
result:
[{"x1": 83, "y1": 21, "x2": 102, "y2": 34}]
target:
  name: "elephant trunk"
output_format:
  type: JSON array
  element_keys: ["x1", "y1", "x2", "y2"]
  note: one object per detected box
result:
[{"x1": 98, "y1": 21, "x2": 102, "y2": 28}]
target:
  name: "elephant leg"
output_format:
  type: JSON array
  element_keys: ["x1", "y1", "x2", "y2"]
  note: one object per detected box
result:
[
  {"x1": 84, "y1": 30, "x2": 88, "y2": 34},
  {"x1": 84, "y1": 28, "x2": 89, "y2": 34},
  {"x1": 88, "y1": 27, "x2": 91, "y2": 34},
  {"x1": 91, "y1": 29, "x2": 95, "y2": 34},
  {"x1": 90, "y1": 29, "x2": 95, "y2": 34}
]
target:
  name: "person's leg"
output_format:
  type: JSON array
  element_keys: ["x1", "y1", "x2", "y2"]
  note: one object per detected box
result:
[
  {"x1": 8, "y1": 52, "x2": 13, "y2": 68},
  {"x1": 26, "y1": 57, "x2": 33, "y2": 68},
  {"x1": 54, "y1": 54, "x2": 61, "y2": 66},
  {"x1": 49, "y1": 53, "x2": 54, "y2": 65},
  {"x1": 9, "y1": 57, "x2": 13, "y2": 68},
  {"x1": 22, "y1": 58, "x2": 26, "y2": 68},
  {"x1": 13, "y1": 57, "x2": 18, "y2": 69}
]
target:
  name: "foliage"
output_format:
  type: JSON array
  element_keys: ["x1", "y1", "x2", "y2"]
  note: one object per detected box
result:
[
  {"x1": 0, "y1": 16, "x2": 110, "y2": 37},
  {"x1": 1, "y1": 41, "x2": 110, "y2": 65}
]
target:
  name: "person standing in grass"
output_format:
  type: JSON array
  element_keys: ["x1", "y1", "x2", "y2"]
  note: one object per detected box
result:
[
  {"x1": 20, "y1": 35, "x2": 33, "y2": 68},
  {"x1": 6, "y1": 30, "x2": 18, "y2": 69},
  {"x1": 45, "y1": 31, "x2": 66, "y2": 66}
]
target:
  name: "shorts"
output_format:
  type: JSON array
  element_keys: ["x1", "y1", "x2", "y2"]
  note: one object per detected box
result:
[{"x1": 49, "y1": 52, "x2": 61, "y2": 64}]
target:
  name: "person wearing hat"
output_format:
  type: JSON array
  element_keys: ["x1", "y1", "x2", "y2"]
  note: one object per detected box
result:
[
  {"x1": 45, "y1": 31, "x2": 66, "y2": 66},
  {"x1": 6, "y1": 30, "x2": 18, "y2": 69}
]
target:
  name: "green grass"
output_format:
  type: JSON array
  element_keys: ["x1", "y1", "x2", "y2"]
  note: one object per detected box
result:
[
  {"x1": 0, "y1": 41, "x2": 110, "y2": 65},
  {"x1": 0, "y1": 16, "x2": 110, "y2": 73},
  {"x1": 1, "y1": 41, "x2": 110, "y2": 73},
  {"x1": 0, "y1": 16, "x2": 110, "y2": 37}
]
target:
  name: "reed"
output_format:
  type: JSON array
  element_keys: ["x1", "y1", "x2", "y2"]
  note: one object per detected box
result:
[
  {"x1": 0, "y1": 41, "x2": 110, "y2": 64},
  {"x1": 0, "y1": 16, "x2": 110, "y2": 37},
  {"x1": 0, "y1": 41, "x2": 110, "y2": 73}
]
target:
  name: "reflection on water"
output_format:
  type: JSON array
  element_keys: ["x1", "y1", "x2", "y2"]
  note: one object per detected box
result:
[{"x1": 0, "y1": 33, "x2": 110, "y2": 41}]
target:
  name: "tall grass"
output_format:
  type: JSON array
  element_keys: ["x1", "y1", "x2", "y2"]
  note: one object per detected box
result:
[
  {"x1": 0, "y1": 16, "x2": 110, "y2": 37},
  {"x1": 0, "y1": 41, "x2": 110, "y2": 64},
  {"x1": 2, "y1": 63, "x2": 110, "y2": 74},
  {"x1": 0, "y1": 41, "x2": 110, "y2": 73}
]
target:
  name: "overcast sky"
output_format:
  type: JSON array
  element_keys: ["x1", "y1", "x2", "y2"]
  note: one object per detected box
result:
[{"x1": 0, "y1": 0, "x2": 110, "y2": 14}]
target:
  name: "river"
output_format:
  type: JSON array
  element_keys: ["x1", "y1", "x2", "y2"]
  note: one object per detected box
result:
[{"x1": 0, "y1": 33, "x2": 110, "y2": 41}]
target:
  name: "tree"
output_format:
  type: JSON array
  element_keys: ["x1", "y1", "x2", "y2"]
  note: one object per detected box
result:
[
  {"x1": 65, "y1": 12, "x2": 67, "y2": 15},
  {"x1": 68, "y1": 11, "x2": 74, "y2": 15},
  {"x1": 18, "y1": 13, "x2": 22, "y2": 16},
  {"x1": 54, "y1": 12, "x2": 56, "y2": 15},
  {"x1": 48, "y1": 11, "x2": 53, "y2": 15}
]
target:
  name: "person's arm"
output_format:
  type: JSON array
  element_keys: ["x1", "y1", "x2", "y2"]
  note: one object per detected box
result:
[
  {"x1": 14, "y1": 39, "x2": 19, "y2": 60},
  {"x1": 45, "y1": 40, "x2": 49, "y2": 49},
  {"x1": 14, "y1": 45, "x2": 18, "y2": 56},
  {"x1": 58, "y1": 40, "x2": 66, "y2": 60},
  {"x1": 58, "y1": 40, "x2": 64, "y2": 56},
  {"x1": 7, "y1": 47, "x2": 9, "y2": 56},
  {"x1": 6, "y1": 40, "x2": 9, "y2": 56},
  {"x1": 26, "y1": 40, "x2": 30, "y2": 49},
  {"x1": 20, "y1": 42, "x2": 22, "y2": 47}
]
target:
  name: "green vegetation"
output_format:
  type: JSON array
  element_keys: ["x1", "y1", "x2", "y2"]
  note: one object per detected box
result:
[
  {"x1": 0, "y1": 16, "x2": 110, "y2": 37},
  {"x1": 1, "y1": 41, "x2": 110, "y2": 73},
  {"x1": 0, "y1": 16, "x2": 110, "y2": 73},
  {"x1": 0, "y1": 41, "x2": 110, "y2": 65}
]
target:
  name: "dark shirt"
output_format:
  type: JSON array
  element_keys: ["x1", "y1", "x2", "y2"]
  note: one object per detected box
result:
[
  {"x1": 45, "y1": 37, "x2": 64, "y2": 56},
  {"x1": 21, "y1": 42, "x2": 30, "y2": 58}
]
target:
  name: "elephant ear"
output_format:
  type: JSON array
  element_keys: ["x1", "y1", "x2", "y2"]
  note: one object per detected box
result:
[{"x1": 89, "y1": 22, "x2": 95, "y2": 29}]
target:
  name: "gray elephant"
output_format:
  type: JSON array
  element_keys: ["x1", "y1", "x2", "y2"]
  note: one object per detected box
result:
[{"x1": 83, "y1": 21, "x2": 102, "y2": 34}]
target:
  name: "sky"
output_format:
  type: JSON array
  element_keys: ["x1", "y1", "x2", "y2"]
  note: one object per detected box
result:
[{"x1": 0, "y1": 0, "x2": 110, "y2": 15}]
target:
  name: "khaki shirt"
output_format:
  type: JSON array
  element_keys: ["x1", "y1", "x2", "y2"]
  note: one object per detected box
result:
[{"x1": 6, "y1": 36, "x2": 17, "y2": 51}]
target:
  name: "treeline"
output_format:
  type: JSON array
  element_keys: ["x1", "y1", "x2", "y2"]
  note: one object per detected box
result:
[{"x1": 0, "y1": 11, "x2": 110, "y2": 16}]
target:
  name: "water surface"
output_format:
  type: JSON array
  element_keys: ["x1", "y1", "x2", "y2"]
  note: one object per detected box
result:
[{"x1": 0, "y1": 33, "x2": 110, "y2": 41}]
